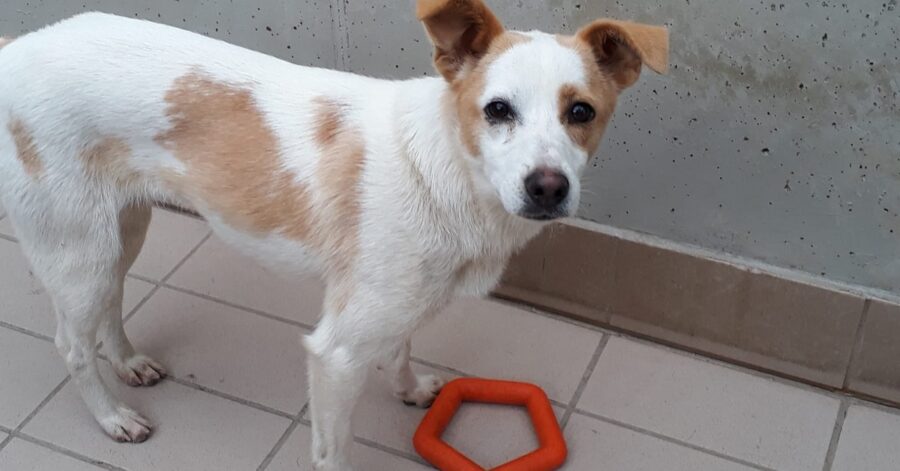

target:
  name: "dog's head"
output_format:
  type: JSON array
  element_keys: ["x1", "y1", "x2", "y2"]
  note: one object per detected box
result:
[{"x1": 417, "y1": 0, "x2": 668, "y2": 221}]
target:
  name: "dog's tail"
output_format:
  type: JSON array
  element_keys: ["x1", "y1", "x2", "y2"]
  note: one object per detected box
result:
[{"x1": 0, "y1": 37, "x2": 13, "y2": 50}]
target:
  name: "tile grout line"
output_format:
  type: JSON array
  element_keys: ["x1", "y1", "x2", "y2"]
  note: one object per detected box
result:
[
  {"x1": 295, "y1": 402, "x2": 430, "y2": 467},
  {"x1": 602, "y1": 325, "x2": 860, "y2": 400},
  {"x1": 408, "y1": 356, "x2": 568, "y2": 408},
  {"x1": 353, "y1": 435, "x2": 431, "y2": 467},
  {"x1": 409, "y1": 357, "x2": 471, "y2": 379},
  {"x1": 560, "y1": 333, "x2": 609, "y2": 430},
  {"x1": 256, "y1": 420, "x2": 301, "y2": 471},
  {"x1": 10, "y1": 376, "x2": 71, "y2": 433},
  {"x1": 259, "y1": 399, "x2": 433, "y2": 470},
  {"x1": 91, "y1": 353, "x2": 302, "y2": 421},
  {"x1": 0, "y1": 376, "x2": 71, "y2": 453},
  {"x1": 488, "y1": 294, "x2": 608, "y2": 334},
  {"x1": 841, "y1": 299, "x2": 871, "y2": 390},
  {"x1": 155, "y1": 281, "x2": 316, "y2": 330},
  {"x1": 822, "y1": 399, "x2": 850, "y2": 471},
  {"x1": 494, "y1": 292, "x2": 866, "y2": 402},
  {"x1": 499, "y1": 294, "x2": 899, "y2": 408},
  {"x1": 845, "y1": 394, "x2": 900, "y2": 417},
  {"x1": 571, "y1": 408, "x2": 777, "y2": 471},
  {"x1": 124, "y1": 230, "x2": 212, "y2": 323},
  {"x1": 255, "y1": 402, "x2": 309, "y2": 471},
  {"x1": 0, "y1": 431, "x2": 10, "y2": 453},
  {"x1": 125, "y1": 272, "x2": 158, "y2": 285},
  {"x1": 0, "y1": 320, "x2": 53, "y2": 342},
  {"x1": 159, "y1": 231, "x2": 213, "y2": 285},
  {"x1": 14, "y1": 431, "x2": 128, "y2": 471},
  {"x1": 120, "y1": 282, "x2": 164, "y2": 325},
  {"x1": 161, "y1": 376, "x2": 296, "y2": 420}
]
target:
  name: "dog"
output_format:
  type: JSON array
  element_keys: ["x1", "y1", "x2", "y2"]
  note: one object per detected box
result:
[{"x1": 0, "y1": 1, "x2": 667, "y2": 468}]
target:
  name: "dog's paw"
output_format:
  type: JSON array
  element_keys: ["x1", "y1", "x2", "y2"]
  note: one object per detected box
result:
[
  {"x1": 114, "y1": 354, "x2": 167, "y2": 387},
  {"x1": 99, "y1": 406, "x2": 153, "y2": 443},
  {"x1": 398, "y1": 374, "x2": 445, "y2": 408}
]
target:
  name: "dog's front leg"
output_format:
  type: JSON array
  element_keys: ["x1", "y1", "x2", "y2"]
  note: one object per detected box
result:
[
  {"x1": 381, "y1": 338, "x2": 444, "y2": 408},
  {"x1": 302, "y1": 292, "x2": 384, "y2": 470},
  {"x1": 303, "y1": 279, "x2": 443, "y2": 471},
  {"x1": 304, "y1": 331, "x2": 367, "y2": 471}
]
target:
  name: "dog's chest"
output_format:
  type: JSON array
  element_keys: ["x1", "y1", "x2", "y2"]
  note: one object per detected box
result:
[{"x1": 449, "y1": 222, "x2": 542, "y2": 297}]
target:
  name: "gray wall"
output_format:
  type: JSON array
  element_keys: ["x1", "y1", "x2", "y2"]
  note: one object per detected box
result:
[{"x1": 2, "y1": 1, "x2": 898, "y2": 294}]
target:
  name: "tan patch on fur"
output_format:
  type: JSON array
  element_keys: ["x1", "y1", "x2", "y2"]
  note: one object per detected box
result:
[
  {"x1": 81, "y1": 137, "x2": 137, "y2": 182},
  {"x1": 155, "y1": 72, "x2": 365, "y2": 287},
  {"x1": 313, "y1": 98, "x2": 347, "y2": 148},
  {"x1": 450, "y1": 32, "x2": 531, "y2": 156},
  {"x1": 8, "y1": 118, "x2": 43, "y2": 177},
  {"x1": 417, "y1": 0, "x2": 507, "y2": 81},
  {"x1": 156, "y1": 71, "x2": 315, "y2": 240},
  {"x1": 572, "y1": 20, "x2": 668, "y2": 90},
  {"x1": 311, "y1": 96, "x2": 366, "y2": 276},
  {"x1": 555, "y1": 35, "x2": 620, "y2": 155},
  {"x1": 0, "y1": 37, "x2": 14, "y2": 49}
]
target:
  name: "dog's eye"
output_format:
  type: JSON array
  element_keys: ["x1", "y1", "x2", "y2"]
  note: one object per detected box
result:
[
  {"x1": 484, "y1": 100, "x2": 513, "y2": 122},
  {"x1": 569, "y1": 102, "x2": 595, "y2": 124}
]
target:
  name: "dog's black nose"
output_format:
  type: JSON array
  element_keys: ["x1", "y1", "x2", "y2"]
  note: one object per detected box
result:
[{"x1": 525, "y1": 168, "x2": 569, "y2": 210}]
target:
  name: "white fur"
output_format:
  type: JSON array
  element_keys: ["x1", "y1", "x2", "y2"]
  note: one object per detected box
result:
[
  {"x1": 0, "y1": 12, "x2": 606, "y2": 470},
  {"x1": 480, "y1": 32, "x2": 590, "y2": 216}
]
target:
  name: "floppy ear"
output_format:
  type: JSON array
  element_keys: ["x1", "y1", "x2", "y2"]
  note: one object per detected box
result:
[
  {"x1": 416, "y1": 0, "x2": 505, "y2": 81},
  {"x1": 576, "y1": 19, "x2": 669, "y2": 90}
]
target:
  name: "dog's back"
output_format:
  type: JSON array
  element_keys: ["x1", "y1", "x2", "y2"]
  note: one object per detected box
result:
[
  {"x1": 0, "y1": 12, "x2": 397, "y2": 253},
  {"x1": 0, "y1": 13, "x2": 338, "y2": 190}
]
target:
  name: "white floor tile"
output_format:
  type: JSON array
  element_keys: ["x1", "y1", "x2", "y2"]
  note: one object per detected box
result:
[
  {"x1": 578, "y1": 337, "x2": 839, "y2": 470},
  {"x1": 413, "y1": 297, "x2": 601, "y2": 402},
  {"x1": 443, "y1": 402, "x2": 565, "y2": 469},
  {"x1": 166, "y1": 236, "x2": 324, "y2": 326},
  {"x1": 267, "y1": 424, "x2": 430, "y2": 471},
  {"x1": 564, "y1": 414, "x2": 756, "y2": 471},
  {"x1": 126, "y1": 287, "x2": 309, "y2": 414},
  {"x1": 0, "y1": 439, "x2": 104, "y2": 471},
  {"x1": 831, "y1": 404, "x2": 900, "y2": 471},
  {"x1": 330, "y1": 364, "x2": 449, "y2": 455},
  {"x1": 130, "y1": 209, "x2": 209, "y2": 281},
  {"x1": 0, "y1": 328, "x2": 69, "y2": 429},
  {"x1": 23, "y1": 368, "x2": 289, "y2": 471},
  {"x1": 0, "y1": 238, "x2": 155, "y2": 337}
]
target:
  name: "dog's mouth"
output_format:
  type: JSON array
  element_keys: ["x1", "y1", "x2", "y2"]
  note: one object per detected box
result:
[{"x1": 518, "y1": 208, "x2": 568, "y2": 221}]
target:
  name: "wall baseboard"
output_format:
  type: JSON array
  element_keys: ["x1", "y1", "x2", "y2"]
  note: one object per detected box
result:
[{"x1": 494, "y1": 221, "x2": 900, "y2": 406}]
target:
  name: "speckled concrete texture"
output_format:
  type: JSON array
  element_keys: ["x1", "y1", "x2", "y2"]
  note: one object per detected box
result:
[{"x1": 1, "y1": 0, "x2": 897, "y2": 294}]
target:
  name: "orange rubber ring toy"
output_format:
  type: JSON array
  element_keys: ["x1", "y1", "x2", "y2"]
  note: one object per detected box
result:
[{"x1": 413, "y1": 378, "x2": 567, "y2": 471}]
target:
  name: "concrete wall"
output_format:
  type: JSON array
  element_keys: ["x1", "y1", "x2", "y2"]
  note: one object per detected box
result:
[{"x1": 1, "y1": 1, "x2": 897, "y2": 294}]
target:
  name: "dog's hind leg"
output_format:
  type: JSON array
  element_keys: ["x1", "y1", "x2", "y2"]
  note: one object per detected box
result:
[
  {"x1": 11, "y1": 195, "x2": 154, "y2": 443},
  {"x1": 100, "y1": 204, "x2": 167, "y2": 387}
]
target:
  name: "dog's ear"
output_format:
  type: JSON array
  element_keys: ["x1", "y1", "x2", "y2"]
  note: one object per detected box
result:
[
  {"x1": 417, "y1": 0, "x2": 505, "y2": 81},
  {"x1": 576, "y1": 19, "x2": 669, "y2": 90}
]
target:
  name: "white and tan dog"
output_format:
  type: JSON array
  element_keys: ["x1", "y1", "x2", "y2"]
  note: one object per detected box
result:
[{"x1": 0, "y1": 1, "x2": 667, "y2": 468}]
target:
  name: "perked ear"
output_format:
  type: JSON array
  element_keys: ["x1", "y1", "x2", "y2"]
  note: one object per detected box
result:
[
  {"x1": 576, "y1": 19, "x2": 669, "y2": 90},
  {"x1": 417, "y1": 0, "x2": 505, "y2": 81}
]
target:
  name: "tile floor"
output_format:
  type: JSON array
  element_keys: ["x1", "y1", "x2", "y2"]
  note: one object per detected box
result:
[{"x1": 1, "y1": 207, "x2": 899, "y2": 471}]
